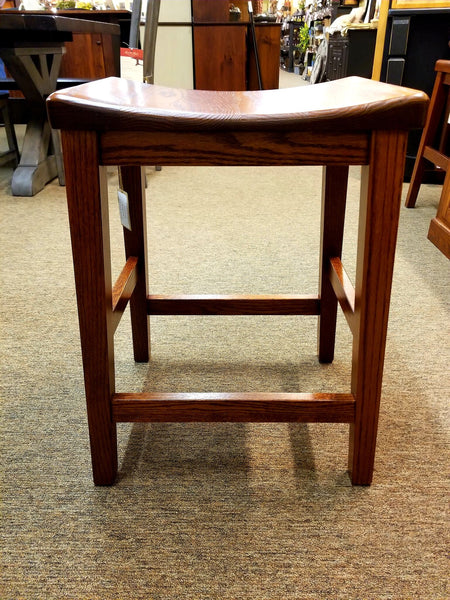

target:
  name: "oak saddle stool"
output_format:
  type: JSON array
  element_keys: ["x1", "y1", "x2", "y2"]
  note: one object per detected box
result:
[
  {"x1": 47, "y1": 77, "x2": 428, "y2": 486},
  {"x1": 405, "y1": 59, "x2": 450, "y2": 259}
]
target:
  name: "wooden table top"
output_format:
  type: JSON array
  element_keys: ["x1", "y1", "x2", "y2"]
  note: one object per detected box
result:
[{"x1": 0, "y1": 12, "x2": 120, "y2": 43}]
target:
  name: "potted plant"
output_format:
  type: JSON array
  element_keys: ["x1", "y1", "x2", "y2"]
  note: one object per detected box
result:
[{"x1": 293, "y1": 22, "x2": 309, "y2": 73}]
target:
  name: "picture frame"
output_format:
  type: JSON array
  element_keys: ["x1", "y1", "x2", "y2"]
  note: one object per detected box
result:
[{"x1": 391, "y1": 0, "x2": 450, "y2": 7}]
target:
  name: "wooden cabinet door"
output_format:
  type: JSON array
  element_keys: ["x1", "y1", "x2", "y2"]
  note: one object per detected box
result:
[
  {"x1": 192, "y1": 0, "x2": 229, "y2": 21},
  {"x1": 193, "y1": 25, "x2": 247, "y2": 90},
  {"x1": 60, "y1": 33, "x2": 119, "y2": 79},
  {"x1": 248, "y1": 24, "x2": 281, "y2": 90}
]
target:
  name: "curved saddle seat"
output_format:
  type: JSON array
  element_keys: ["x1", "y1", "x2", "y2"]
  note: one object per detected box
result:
[
  {"x1": 46, "y1": 77, "x2": 428, "y2": 486},
  {"x1": 48, "y1": 77, "x2": 427, "y2": 169},
  {"x1": 48, "y1": 75, "x2": 426, "y2": 133}
]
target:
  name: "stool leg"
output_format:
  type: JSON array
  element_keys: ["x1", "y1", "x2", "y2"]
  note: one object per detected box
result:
[
  {"x1": 405, "y1": 69, "x2": 447, "y2": 208},
  {"x1": 119, "y1": 166, "x2": 150, "y2": 362},
  {"x1": 349, "y1": 130, "x2": 407, "y2": 485},
  {"x1": 427, "y1": 166, "x2": 450, "y2": 259},
  {"x1": 61, "y1": 130, "x2": 118, "y2": 485},
  {"x1": 318, "y1": 165, "x2": 348, "y2": 363}
]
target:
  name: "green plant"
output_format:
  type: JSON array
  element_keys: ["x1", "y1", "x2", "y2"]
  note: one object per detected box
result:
[{"x1": 297, "y1": 23, "x2": 310, "y2": 53}]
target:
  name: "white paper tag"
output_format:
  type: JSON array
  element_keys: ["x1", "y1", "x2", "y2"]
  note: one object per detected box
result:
[{"x1": 118, "y1": 188, "x2": 132, "y2": 231}]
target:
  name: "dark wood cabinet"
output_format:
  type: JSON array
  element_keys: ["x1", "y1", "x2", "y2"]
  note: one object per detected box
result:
[
  {"x1": 378, "y1": 5, "x2": 450, "y2": 179},
  {"x1": 249, "y1": 24, "x2": 282, "y2": 90},
  {"x1": 59, "y1": 31, "x2": 120, "y2": 80},
  {"x1": 192, "y1": 0, "x2": 280, "y2": 91},
  {"x1": 326, "y1": 34, "x2": 349, "y2": 81},
  {"x1": 192, "y1": 0, "x2": 229, "y2": 21},
  {"x1": 326, "y1": 29, "x2": 377, "y2": 81},
  {"x1": 193, "y1": 24, "x2": 247, "y2": 91}
]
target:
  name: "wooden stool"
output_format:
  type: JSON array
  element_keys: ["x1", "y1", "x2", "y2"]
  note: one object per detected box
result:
[
  {"x1": 0, "y1": 91, "x2": 19, "y2": 168},
  {"x1": 47, "y1": 77, "x2": 427, "y2": 486},
  {"x1": 405, "y1": 60, "x2": 450, "y2": 259}
]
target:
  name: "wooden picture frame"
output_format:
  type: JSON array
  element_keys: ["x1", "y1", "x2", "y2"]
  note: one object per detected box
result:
[{"x1": 391, "y1": 0, "x2": 450, "y2": 8}]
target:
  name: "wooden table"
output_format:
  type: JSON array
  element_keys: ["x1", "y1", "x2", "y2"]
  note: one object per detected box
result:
[
  {"x1": 0, "y1": 14, "x2": 120, "y2": 196},
  {"x1": 1, "y1": 9, "x2": 132, "y2": 47}
]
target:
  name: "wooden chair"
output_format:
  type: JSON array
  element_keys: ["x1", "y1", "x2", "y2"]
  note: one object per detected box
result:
[
  {"x1": 405, "y1": 59, "x2": 450, "y2": 258},
  {"x1": 47, "y1": 76, "x2": 428, "y2": 486},
  {"x1": 0, "y1": 91, "x2": 19, "y2": 168}
]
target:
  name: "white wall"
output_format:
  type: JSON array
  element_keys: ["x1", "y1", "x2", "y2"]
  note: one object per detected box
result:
[
  {"x1": 141, "y1": 0, "x2": 194, "y2": 89},
  {"x1": 159, "y1": 0, "x2": 191, "y2": 21}
]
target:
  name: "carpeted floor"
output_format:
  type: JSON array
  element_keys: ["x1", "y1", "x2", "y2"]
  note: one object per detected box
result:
[{"x1": 0, "y1": 73, "x2": 449, "y2": 599}]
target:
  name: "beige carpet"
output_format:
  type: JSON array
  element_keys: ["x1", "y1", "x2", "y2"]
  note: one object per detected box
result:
[{"x1": 1, "y1": 82, "x2": 449, "y2": 598}]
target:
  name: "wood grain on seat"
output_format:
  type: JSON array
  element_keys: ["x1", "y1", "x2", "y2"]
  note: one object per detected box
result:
[{"x1": 47, "y1": 76, "x2": 428, "y2": 134}]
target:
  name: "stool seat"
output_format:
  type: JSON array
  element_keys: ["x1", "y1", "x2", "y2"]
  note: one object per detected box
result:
[
  {"x1": 47, "y1": 77, "x2": 428, "y2": 487},
  {"x1": 48, "y1": 76, "x2": 426, "y2": 133}
]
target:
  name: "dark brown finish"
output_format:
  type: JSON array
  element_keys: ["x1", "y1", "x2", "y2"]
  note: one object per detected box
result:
[
  {"x1": 59, "y1": 32, "x2": 120, "y2": 80},
  {"x1": 119, "y1": 166, "x2": 150, "y2": 361},
  {"x1": 329, "y1": 257, "x2": 356, "y2": 333},
  {"x1": 405, "y1": 60, "x2": 450, "y2": 259},
  {"x1": 192, "y1": 0, "x2": 279, "y2": 90},
  {"x1": 46, "y1": 77, "x2": 427, "y2": 134},
  {"x1": 0, "y1": 13, "x2": 119, "y2": 36},
  {"x1": 60, "y1": 129, "x2": 117, "y2": 486},
  {"x1": 317, "y1": 166, "x2": 348, "y2": 363},
  {"x1": 112, "y1": 393, "x2": 356, "y2": 423},
  {"x1": 247, "y1": 24, "x2": 281, "y2": 91},
  {"x1": 406, "y1": 61, "x2": 450, "y2": 207},
  {"x1": 47, "y1": 76, "x2": 428, "y2": 486},
  {"x1": 192, "y1": 0, "x2": 229, "y2": 22},
  {"x1": 100, "y1": 130, "x2": 369, "y2": 167},
  {"x1": 428, "y1": 168, "x2": 450, "y2": 259},
  {"x1": 193, "y1": 23, "x2": 281, "y2": 91},
  {"x1": 147, "y1": 295, "x2": 320, "y2": 315},
  {"x1": 193, "y1": 25, "x2": 247, "y2": 91},
  {"x1": 1, "y1": 9, "x2": 131, "y2": 48},
  {"x1": 111, "y1": 256, "x2": 137, "y2": 333},
  {"x1": 349, "y1": 130, "x2": 408, "y2": 485}
]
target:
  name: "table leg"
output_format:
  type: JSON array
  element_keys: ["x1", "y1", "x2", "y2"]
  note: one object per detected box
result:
[{"x1": 1, "y1": 46, "x2": 64, "y2": 196}]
